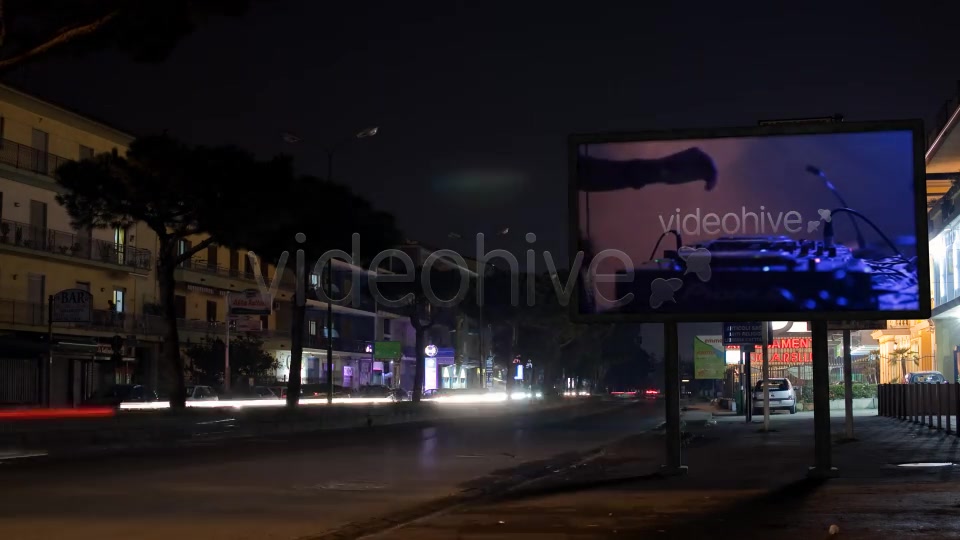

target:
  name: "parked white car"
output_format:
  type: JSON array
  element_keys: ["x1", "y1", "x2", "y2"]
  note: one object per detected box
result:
[
  {"x1": 752, "y1": 378, "x2": 796, "y2": 415},
  {"x1": 185, "y1": 386, "x2": 219, "y2": 401}
]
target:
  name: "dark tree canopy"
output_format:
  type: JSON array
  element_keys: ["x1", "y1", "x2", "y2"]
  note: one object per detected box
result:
[
  {"x1": 0, "y1": 0, "x2": 256, "y2": 70},
  {"x1": 184, "y1": 335, "x2": 277, "y2": 387},
  {"x1": 55, "y1": 133, "x2": 297, "y2": 409},
  {"x1": 55, "y1": 134, "x2": 290, "y2": 248}
]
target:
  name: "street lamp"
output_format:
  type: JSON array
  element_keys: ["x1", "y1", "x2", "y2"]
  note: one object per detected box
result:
[{"x1": 283, "y1": 126, "x2": 380, "y2": 404}]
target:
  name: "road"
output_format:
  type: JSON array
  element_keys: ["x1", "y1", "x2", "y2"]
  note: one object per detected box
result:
[{"x1": 0, "y1": 400, "x2": 661, "y2": 540}]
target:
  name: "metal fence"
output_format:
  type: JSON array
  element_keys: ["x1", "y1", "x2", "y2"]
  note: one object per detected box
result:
[
  {"x1": 0, "y1": 218, "x2": 152, "y2": 271},
  {"x1": 0, "y1": 298, "x2": 226, "y2": 336},
  {"x1": 0, "y1": 138, "x2": 72, "y2": 178},
  {"x1": 878, "y1": 383, "x2": 960, "y2": 435}
]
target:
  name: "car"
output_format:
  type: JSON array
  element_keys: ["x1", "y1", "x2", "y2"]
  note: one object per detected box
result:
[
  {"x1": 752, "y1": 378, "x2": 796, "y2": 415},
  {"x1": 905, "y1": 371, "x2": 946, "y2": 384},
  {"x1": 83, "y1": 384, "x2": 158, "y2": 407},
  {"x1": 185, "y1": 385, "x2": 218, "y2": 401}
]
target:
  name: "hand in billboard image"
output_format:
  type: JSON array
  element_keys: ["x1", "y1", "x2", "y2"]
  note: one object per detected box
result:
[{"x1": 578, "y1": 147, "x2": 718, "y2": 192}]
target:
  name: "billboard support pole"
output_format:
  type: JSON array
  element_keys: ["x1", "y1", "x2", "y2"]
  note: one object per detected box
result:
[
  {"x1": 744, "y1": 346, "x2": 752, "y2": 424},
  {"x1": 45, "y1": 295, "x2": 53, "y2": 408},
  {"x1": 762, "y1": 322, "x2": 770, "y2": 431},
  {"x1": 809, "y1": 320, "x2": 837, "y2": 478},
  {"x1": 224, "y1": 293, "x2": 231, "y2": 394},
  {"x1": 842, "y1": 329, "x2": 854, "y2": 440},
  {"x1": 661, "y1": 320, "x2": 686, "y2": 476}
]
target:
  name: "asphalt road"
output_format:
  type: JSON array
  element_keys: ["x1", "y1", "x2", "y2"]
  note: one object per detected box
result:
[{"x1": 0, "y1": 400, "x2": 661, "y2": 540}]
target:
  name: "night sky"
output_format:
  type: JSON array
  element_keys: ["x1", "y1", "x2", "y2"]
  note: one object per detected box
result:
[{"x1": 5, "y1": 2, "x2": 959, "y2": 270}]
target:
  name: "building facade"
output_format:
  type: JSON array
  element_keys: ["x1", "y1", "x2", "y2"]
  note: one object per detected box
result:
[{"x1": 0, "y1": 84, "x2": 411, "y2": 406}]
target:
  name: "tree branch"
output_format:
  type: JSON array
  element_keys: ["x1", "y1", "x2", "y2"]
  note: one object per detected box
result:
[
  {"x1": 0, "y1": 10, "x2": 119, "y2": 71},
  {"x1": 174, "y1": 236, "x2": 216, "y2": 264},
  {"x1": 0, "y1": 0, "x2": 6, "y2": 48}
]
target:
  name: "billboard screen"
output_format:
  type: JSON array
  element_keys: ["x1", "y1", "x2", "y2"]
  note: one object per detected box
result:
[{"x1": 571, "y1": 120, "x2": 929, "y2": 322}]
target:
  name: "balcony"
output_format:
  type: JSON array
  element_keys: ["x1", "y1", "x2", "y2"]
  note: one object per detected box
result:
[
  {"x1": 0, "y1": 297, "x2": 235, "y2": 338},
  {"x1": 0, "y1": 218, "x2": 152, "y2": 272},
  {"x1": 177, "y1": 256, "x2": 287, "y2": 289},
  {"x1": 0, "y1": 137, "x2": 72, "y2": 179},
  {"x1": 301, "y1": 334, "x2": 372, "y2": 354}
]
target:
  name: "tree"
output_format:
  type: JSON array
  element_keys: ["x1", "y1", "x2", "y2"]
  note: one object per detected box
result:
[
  {"x1": 55, "y1": 134, "x2": 294, "y2": 408},
  {"x1": 241, "y1": 175, "x2": 402, "y2": 407},
  {"x1": 476, "y1": 271, "x2": 587, "y2": 398},
  {"x1": 888, "y1": 346, "x2": 919, "y2": 382},
  {"x1": 184, "y1": 334, "x2": 277, "y2": 387},
  {"x1": 0, "y1": 0, "x2": 255, "y2": 71}
]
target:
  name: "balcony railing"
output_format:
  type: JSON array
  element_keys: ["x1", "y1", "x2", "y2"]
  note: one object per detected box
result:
[
  {"x1": 301, "y1": 335, "x2": 372, "y2": 354},
  {"x1": 927, "y1": 81, "x2": 960, "y2": 153},
  {"x1": 178, "y1": 256, "x2": 282, "y2": 285},
  {"x1": 0, "y1": 137, "x2": 72, "y2": 179},
  {"x1": 0, "y1": 298, "x2": 228, "y2": 336},
  {"x1": 0, "y1": 298, "x2": 376, "y2": 348},
  {"x1": 0, "y1": 218, "x2": 152, "y2": 271}
]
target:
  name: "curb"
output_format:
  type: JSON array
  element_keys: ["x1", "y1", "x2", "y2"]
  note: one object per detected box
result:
[
  {"x1": 300, "y1": 403, "x2": 650, "y2": 540},
  {"x1": 297, "y1": 448, "x2": 608, "y2": 540},
  {"x1": 0, "y1": 400, "x2": 626, "y2": 465}
]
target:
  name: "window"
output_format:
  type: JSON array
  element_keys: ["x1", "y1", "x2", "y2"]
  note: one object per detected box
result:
[
  {"x1": 260, "y1": 314, "x2": 269, "y2": 329},
  {"x1": 178, "y1": 239, "x2": 192, "y2": 268},
  {"x1": 206, "y1": 300, "x2": 217, "y2": 322},
  {"x1": 308, "y1": 320, "x2": 317, "y2": 336},
  {"x1": 310, "y1": 274, "x2": 319, "y2": 287},
  {"x1": 31, "y1": 128, "x2": 49, "y2": 174},
  {"x1": 207, "y1": 245, "x2": 218, "y2": 269},
  {"x1": 244, "y1": 254, "x2": 253, "y2": 277},
  {"x1": 114, "y1": 226, "x2": 126, "y2": 265},
  {"x1": 112, "y1": 288, "x2": 125, "y2": 313},
  {"x1": 230, "y1": 249, "x2": 239, "y2": 272},
  {"x1": 75, "y1": 281, "x2": 91, "y2": 292},
  {"x1": 174, "y1": 295, "x2": 187, "y2": 319},
  {"x1": 79, "y1": 145, "x2": 95, "y2": 160}
]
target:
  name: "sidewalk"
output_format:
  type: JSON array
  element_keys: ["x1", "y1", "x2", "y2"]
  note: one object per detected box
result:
[{"x1": 372, "y1": 412, "x2": 960, "y2": 539}]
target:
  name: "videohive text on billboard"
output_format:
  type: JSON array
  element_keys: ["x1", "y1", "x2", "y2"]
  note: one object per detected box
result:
[{"x1": 573, "y1": 121, "x2": 927, "y2": 320}]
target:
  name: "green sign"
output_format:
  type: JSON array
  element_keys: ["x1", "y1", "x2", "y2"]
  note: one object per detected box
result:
[
  {"x1": 374, "y1": 341, "x2": 401, "y2": 359},
  {"x1": 694, "y1": 337, "x2": 726, "y2": 380}
]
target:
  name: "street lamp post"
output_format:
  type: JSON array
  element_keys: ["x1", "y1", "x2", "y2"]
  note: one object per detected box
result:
[{"x1": 283, "y1": 127, "x2": 379, "y2": 405}]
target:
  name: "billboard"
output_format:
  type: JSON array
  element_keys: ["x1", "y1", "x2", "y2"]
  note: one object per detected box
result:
[
  {"x1": 693, "y1": 336, "x2": 726, "y2": 379},
  {"x1": 570, "y1": 120, "x2": 929, "y2": 322},
  {"x1": 228, "y1": 289, "x2": 272, "y2": 316}
]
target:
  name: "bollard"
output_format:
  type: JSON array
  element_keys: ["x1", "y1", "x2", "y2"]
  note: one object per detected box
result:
[
  {"x1": 947, "y1": 384, "x2": 953, "y2": 435},
  {"x1": 928, "y1": 384, "x2": 935, "y2": 428},
  {"x1": 912, "y1": 384, "x2": 919, "y2": 424},
  {"x1": 937, "y1": 384, "x2": 943, "y2": 431}
]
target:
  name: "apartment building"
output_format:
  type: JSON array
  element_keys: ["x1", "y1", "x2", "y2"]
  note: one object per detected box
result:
[
  {"x1": 0, "y1": 84, "x2": 157, "y2": 406},
  {"x1": 0, "y1": 84, "x2": 411, "y2": 406}
]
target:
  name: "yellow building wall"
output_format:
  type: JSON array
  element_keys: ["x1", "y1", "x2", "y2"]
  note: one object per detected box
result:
[
  {"x1": 0, "y1": 86, "x2": 133, "y2": 159},
  {"x1": 0, "y1": 253, "x2": 149, "y2": 310},
  {"x1": 174, "y1": 233, "x2": 289, "y2": 331}
]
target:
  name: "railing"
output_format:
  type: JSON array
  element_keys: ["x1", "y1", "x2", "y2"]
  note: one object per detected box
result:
[
  {"x1": 0, "y1": 137, "x2": 72, "y2": 178},
  {"x1": 301, "y1": 335, "x2": 371, "y2": 354},
  {"x1": 0, "y1": 218, "x2": 152, "y2": 271},
  {"x1": 927, "y1": 81, "x2": 960, "y2": 153},
  {"x1": 0, "y1": 298, "x2": 383, "y2": 347},
  {"x1": 878, "y1": 383, "x2": 960, "y2": 436},
  {"x1": 178, "y1": 256, "x2": 285, "y2": 286},
  {"x1": 0, "y1": 298, "x2": 228, "y2": 336}
]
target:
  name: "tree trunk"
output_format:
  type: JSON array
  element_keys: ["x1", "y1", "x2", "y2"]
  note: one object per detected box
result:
[
  {"x1": 286, "y1": 300, "x2": 304, "y2": 407},
  {"x1": 158, "y1": 261, "x2": 186, "y2": 409},
  {"x1": 412, "y1": 323, "x2": 425, "y2": 403}
]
